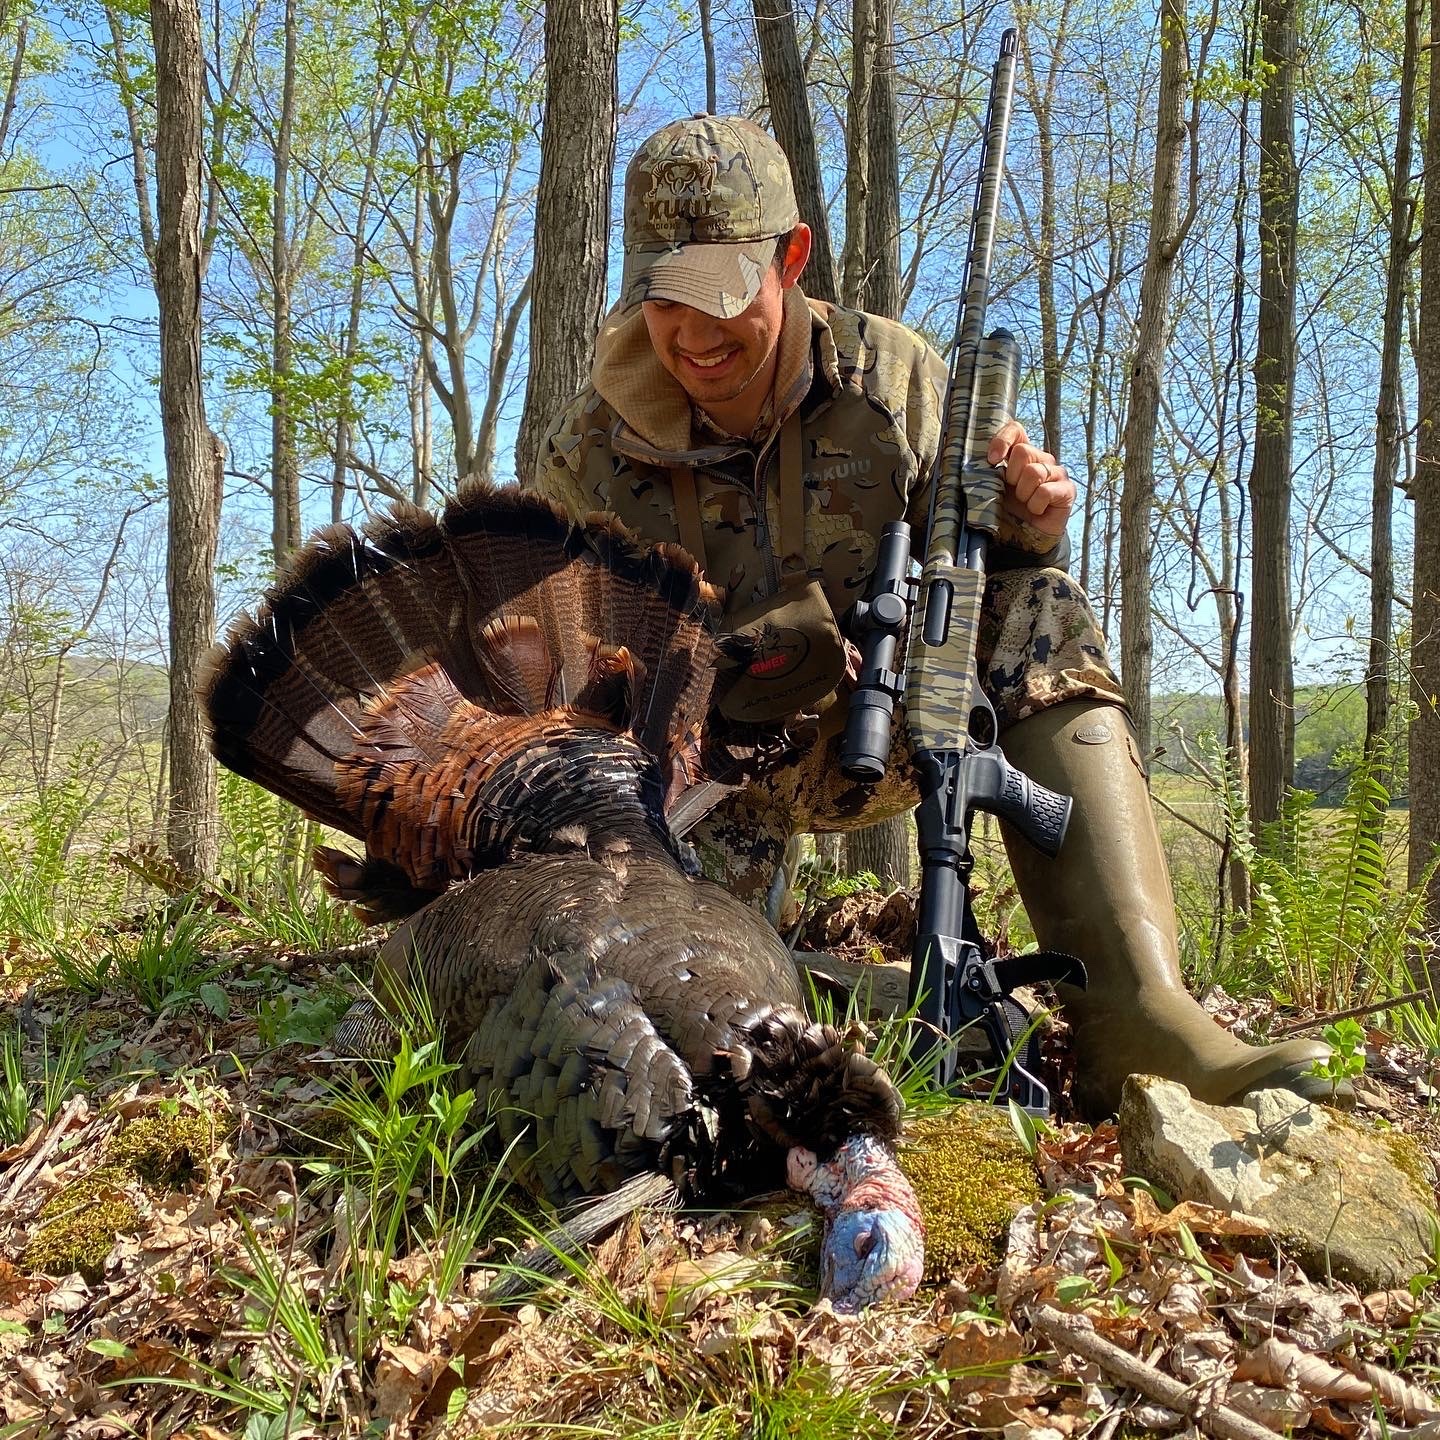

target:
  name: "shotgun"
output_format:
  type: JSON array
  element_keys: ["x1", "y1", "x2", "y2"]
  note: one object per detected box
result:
[{"x1": 839, "y1": 28, "x2": 1086, "y2": 1114}]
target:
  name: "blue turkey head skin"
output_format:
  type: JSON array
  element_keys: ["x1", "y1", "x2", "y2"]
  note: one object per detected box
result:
[{"x1": 788, "y1": 1135, "x2": 925, "y2": 1312}]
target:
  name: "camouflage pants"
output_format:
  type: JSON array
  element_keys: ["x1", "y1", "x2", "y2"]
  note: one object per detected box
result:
[{"x1": 690, "y1": 566, "x2": 1126, "y2": 901}]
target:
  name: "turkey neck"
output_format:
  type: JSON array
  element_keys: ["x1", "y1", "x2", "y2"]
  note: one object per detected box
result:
[{"x1": 459, "y1": 723, "x2": 681, "y2": 866}]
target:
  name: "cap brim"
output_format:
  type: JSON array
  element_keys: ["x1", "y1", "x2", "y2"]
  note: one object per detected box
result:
[{"x1": 621, "y1": 239, "x2": 776, "y2": 319}]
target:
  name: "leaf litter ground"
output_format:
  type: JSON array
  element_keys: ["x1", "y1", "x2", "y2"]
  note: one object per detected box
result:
[{"x1": 1, "y1": 919, "x2": 1439, "y2": 1440}]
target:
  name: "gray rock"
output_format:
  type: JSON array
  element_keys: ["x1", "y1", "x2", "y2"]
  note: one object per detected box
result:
[{"x1": 1118, "y1": 1075, "x2": 1437, "y2": 1292}]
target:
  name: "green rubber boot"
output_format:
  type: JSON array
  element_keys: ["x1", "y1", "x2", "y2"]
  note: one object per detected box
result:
[{"x1": 999, "y1": 700, "x2": 1334, "y2": 1120}]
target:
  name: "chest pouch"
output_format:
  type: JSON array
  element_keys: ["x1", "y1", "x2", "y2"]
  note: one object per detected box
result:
[{"x1": 672, "y1": 414, "x2": 847, "y2": 724}]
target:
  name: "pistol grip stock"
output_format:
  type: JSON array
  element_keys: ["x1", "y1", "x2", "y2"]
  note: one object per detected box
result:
[{"x1": 990, "y1": 753, "x2": 1070, "y2": 857}]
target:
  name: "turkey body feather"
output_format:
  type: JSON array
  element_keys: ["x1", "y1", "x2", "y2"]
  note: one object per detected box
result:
[
  {"x1": 201, "y1": 482, "x2": 923, "y2": 1310},
  {"x1": 366, "y1": 848, "x2": 896, "y2": 1206}
]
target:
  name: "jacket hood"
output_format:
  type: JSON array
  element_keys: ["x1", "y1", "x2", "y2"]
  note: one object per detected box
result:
[{"x1": 591, "y1": 287, "x2": 840, "y2": 463}]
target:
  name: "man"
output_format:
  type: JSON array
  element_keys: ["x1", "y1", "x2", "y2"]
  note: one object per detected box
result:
[{"x1": 529, "y1": 114, "x2": 1332, "y2": 1119}]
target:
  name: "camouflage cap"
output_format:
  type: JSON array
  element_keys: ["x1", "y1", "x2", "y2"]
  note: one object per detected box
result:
[{"x1": 621, "y1": 114, "x2": 800, "y2": 319}]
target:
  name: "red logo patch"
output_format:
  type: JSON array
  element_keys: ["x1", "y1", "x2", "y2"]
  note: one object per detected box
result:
[{"x1": 744, "y1": 624, "x2": 810, "y2": 679}]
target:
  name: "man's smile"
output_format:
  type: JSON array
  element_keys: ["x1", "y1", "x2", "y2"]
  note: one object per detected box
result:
[{"x1": 679, "y1": 348, "x2": 739, "y2": 376}]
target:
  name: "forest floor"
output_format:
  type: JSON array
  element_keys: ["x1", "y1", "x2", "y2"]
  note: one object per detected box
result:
[{"x1": 0, "y1": 897, "x2": 1438, "y2": 1440}]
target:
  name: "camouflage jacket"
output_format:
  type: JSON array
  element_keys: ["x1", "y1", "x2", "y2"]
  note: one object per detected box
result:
[{"x1": 529, "y1": 288, "x2": 1067, "y2": 622}]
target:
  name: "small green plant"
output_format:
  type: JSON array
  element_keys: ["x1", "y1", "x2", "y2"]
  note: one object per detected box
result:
[
  {"x1": 56, "y1": 900, "x2": 229, "y2": 1014},
  {"x1": 0, "y1": 748, "x2": 130, "y2": 955},
  {"x1": 800, "y1": 965, "x2": 956, "y2": 1118},
  {"x1": 302, "y1": 983, "x2": 509, "y2": 1365},
  {"x1": 216, "y1": 770, "x2": 312, "y2": 901},
  {"x1": 219, "y1": 1216, "x2": 342, "y2": 1415},
  {"x1": 1188, "y1": 741, "x2": 1440, "y2": 1019},
  {"x1": 1406, "y1": 1212, "x2": 1440, "y2": 1298},
  {"x1": 219, "y1": 870, "x2": 365, "y2": 953},
  {"x1": 254, "y1": 987, "x2": 355, "y2": 1049},
  {"x1": 0, "y1": 1022, "x2": 89, "y2": 1147},
  {"x1": 1007, "y1": 1096, "x2": 1048, "y2": 1158},
  {"x1": 1307, "y1": 1017, "x2": 1367, "y2": 1096},
  {"x1": 0, "y1": 1027, "x2": 30, "y2": 1147},
  {"x1": 0, "y1": 865, "x2": 63, "y2": 955}
]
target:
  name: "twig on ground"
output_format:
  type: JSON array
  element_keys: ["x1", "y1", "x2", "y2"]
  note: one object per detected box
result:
[
  {"x1": 1149, "y1": 791, "x2": 1226, "y2": 848},
  {"x1": 1029, "y1": 1306, "x2": 1284, "y2": 1440},
  {"x1": 0, "y1": 1091, "x2": 88, "y2": 1207},
  {"x1": 1088, "y1": 1403, "x2": 1128, "y2": 1440},
  {"x1": 1272, "y1": 987, "x2": 1435, "y2": 1036},
  {"x1": 18, "y1": 983, "x2": 40, "y2": 1042}
]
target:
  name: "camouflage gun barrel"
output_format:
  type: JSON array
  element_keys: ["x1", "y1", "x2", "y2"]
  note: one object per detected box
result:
[
  {"x1": 841, "y1": 31, "x2": 1020, "y2": 782},
  {"x1": 905, "y1": 330, "x2": 1018, "y2": 755},
  {"x1": 925, "y1": 27, "x2": 1018, "y2": 570}
]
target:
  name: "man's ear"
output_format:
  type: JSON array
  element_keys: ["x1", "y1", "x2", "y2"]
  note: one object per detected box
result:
[{"x1": 780, "y1": 223, "x2": 813, "y2": 289}]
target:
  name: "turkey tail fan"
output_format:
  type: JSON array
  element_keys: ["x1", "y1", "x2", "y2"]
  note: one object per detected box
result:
[{"x1": 201, "y1": 482, "x2": 729, "y2": 909}]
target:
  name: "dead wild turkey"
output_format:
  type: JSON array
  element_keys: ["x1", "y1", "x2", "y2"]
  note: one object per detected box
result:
[{"x1": 201, "y1": 483, "x2": 923, "y2": 1311}]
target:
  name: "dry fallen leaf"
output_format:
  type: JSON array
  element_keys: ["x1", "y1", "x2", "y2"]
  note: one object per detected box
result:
[
  {"x1": 371, "y1": 1340, "x2": 445, "y2": 1426},
  {"x1": 997, "y1": 1205, "x2": 1043, "y2": 1315},
  {"x1": 1309, "y1": 1401, "x2": 1366, "y2": 1437},
  {"x1": 938, "y1": 1316, "x2": 1029, "y2": 1374},
  {"x1": 1361, "y1": 1288, "x2": 1421, "y2": 1326},
  {"x1": 1338, "y1": 1352, "x2": 1440, "y2": 1422},
  {"x1": 1145, "y1": 1200, "x2": 1270, "y2": 1239},
  {"x1": 13, "y1": 1353, "x2": 68, "y2": 1400},
  {"x1": 1234, "y1": 1337, "x2": 1371, "y2": 1404},
  {"x1": 645, "y1": 1249, "x2": 760, "y2": 1321},
  {"x1": 1225, "y1": 1378, "x2": 1311, "y2": 1431}
]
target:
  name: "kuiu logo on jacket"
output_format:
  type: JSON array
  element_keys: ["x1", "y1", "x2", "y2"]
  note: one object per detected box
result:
[{"x1": 646, "y1": 155, "x2": 719, "y2": 221}]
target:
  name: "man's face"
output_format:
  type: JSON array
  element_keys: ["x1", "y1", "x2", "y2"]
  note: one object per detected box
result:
[{"x1": 641, "y1": 225, "x2": 812, "y2": 423}]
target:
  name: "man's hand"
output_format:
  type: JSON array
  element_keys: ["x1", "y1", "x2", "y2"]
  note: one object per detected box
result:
[{"x1": 987, "y1": 420, "x2": 1075, "y2": 538}]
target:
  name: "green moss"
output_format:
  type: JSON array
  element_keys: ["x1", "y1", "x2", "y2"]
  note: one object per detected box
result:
[
  {"x1": 24, "y1": 1164, "x2": 143, "y2": 1281},
  {"x1": 22, "y1": 1102, "x2": 229, "y2": 1280},
  {"x1": 108, "y1": 1106, "x2": 225, "y2": 1189},
  {"x1": 1377, "y1": 1124, "x2": 1433, "y2": 1197},
  {"x1": 897, "y1": 1104, "x2": 1042, "y2": 1283}
]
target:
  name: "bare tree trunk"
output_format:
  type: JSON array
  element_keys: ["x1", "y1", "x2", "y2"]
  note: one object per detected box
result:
[
  {"x1": 0, "y1": 11, "x2": 28, "y2": 156},
  {"x1": 840, "y1": 0, "x2": 873, "y2": 308},
  {"x1": 412, "y1": 346, "x2": 433, "y2": 507},
  {"x1": 270, "y1": 0, "x2": 300, "y2": 562},
  {"x1": 1119, "y1": 0, "x2": 1190, "y2": 760},
  {"x1": 1366, "y1": 0, "x2": 1419, "y2": 776},
  {"x1": 408, "y1": 181, "x2": 435, "y2": 507},
  {"x1": 841, "y1": 0, "x2": 909, "y2": 890},
  {"x1": 1079, "y1": 129, "x2": 1127, "y2": 595},
  {"x1": 1018, "y1": 13, "x2": 1063, "y2": 455},
  {"x1": 845, "y1": 819, "x2": 911, "y2": 889},
  {"x1": 474, "y1": 274, "x2": 533, "y2": 485},
  {"x1": 514, "y1": 0, "x2": 617, "y2": 485},
  {"x1": 331, "y1": 75, "x2": 390, "y2": 524},
  {"x1": 1101, "y1": 470, "x2": 1119, "y2": 635},
  {"x1": 1220, "y1": 7, "x2": 1256, "y2": 917},
  {"x1": 698, "y1": 0, "x2": 717, "y2": 112},
  {"x1": 151, "y1": 0, "x2": 219, "y2": 881},
  {"x1": 425, "y1": 150, "x2": 478, "y2": 480},
  {"x1": 862, "y1": 0, "x2": 900, "y2": 321},
  {"x1": 751, "y1": 0, "x2": 839, "y2": 306},
  {"x1": 1247, "y1": 0, "x2": 1299, "y2": 828},
  {"x1": 1411, "y1": 0, "x2": 1440, "y2": 936}
]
